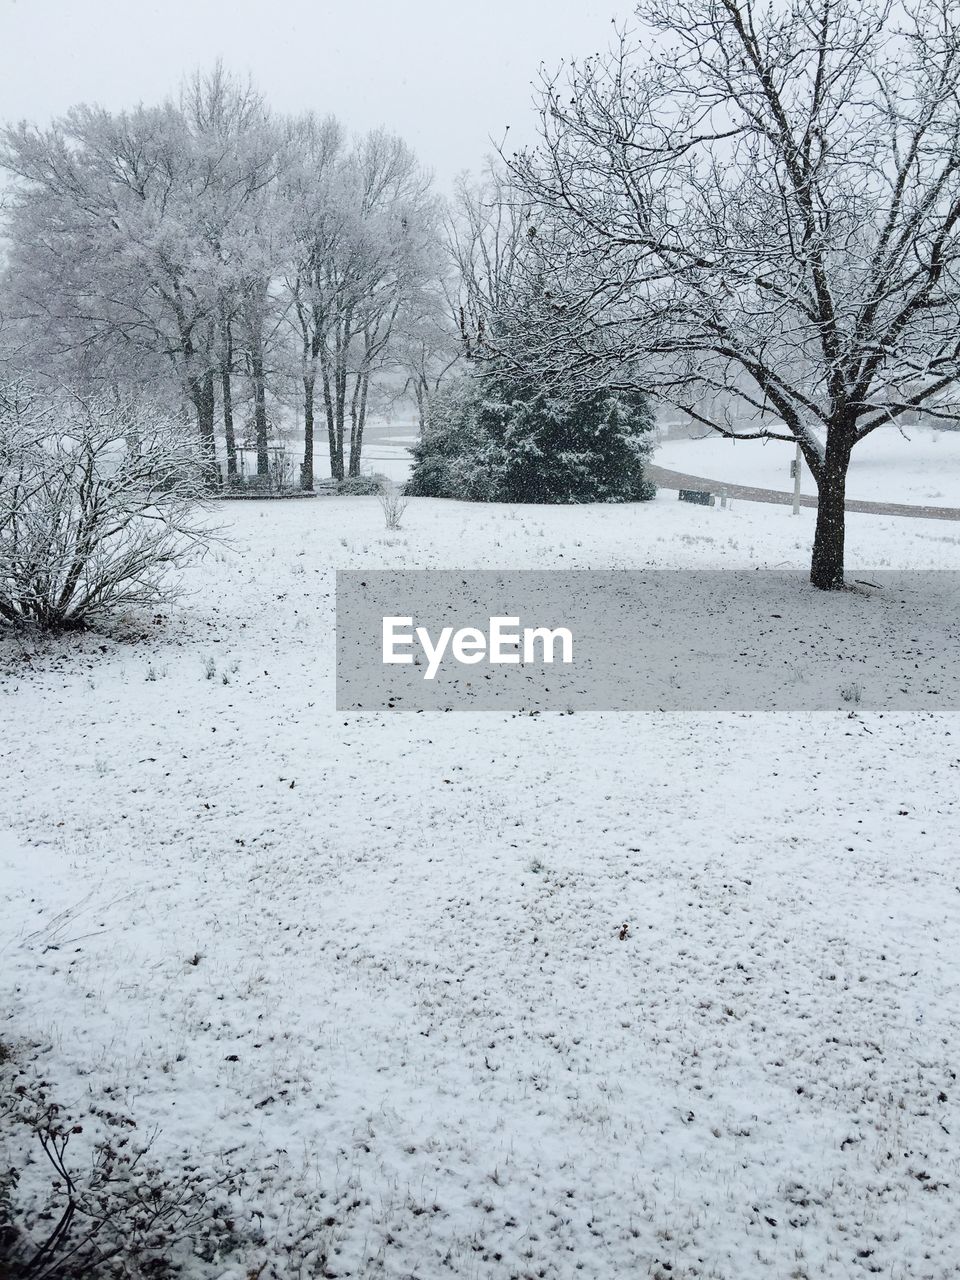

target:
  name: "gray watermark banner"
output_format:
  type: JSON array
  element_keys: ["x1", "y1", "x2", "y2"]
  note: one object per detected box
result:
[{"x1": 335, "y1": 570, "x2": 960, "y2": 711}]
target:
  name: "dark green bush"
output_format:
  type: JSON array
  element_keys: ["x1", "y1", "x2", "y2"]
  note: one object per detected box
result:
[{"x1": 407, "y1": 369, "x2": 657, "y2": 504}]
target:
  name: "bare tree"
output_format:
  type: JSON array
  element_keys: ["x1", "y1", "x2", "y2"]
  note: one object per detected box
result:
[
  {"x1": 282, "y1": 126, "x2": 436, "y2": 482},
  {"x1": 0, "y1": 69, "x2": 285, "y2": 486},
  {"x1": 507, "y1": 0, "x2": 960, "y2": 588},
  {"x1": 182, "y1": 65, "x2": 286, "y2": 483},
  {"x1": 2, "y1": 73, "x2": 444, "y2": 493},
  {"x1": 444, "y1": 162, "x2": 533, "y2": 359},
  {"x1": 340, "y1": 132, "x2": 438, "y2": 478},
  {"x1": 1, "y1": 105, "x2": 223, "y2": 474},
  {"x1": 392, "y1": 289, "x2": 462, "y2": 433},
  {"x1": 283, "y1": 113, "x2": 347, "y2": 489}
]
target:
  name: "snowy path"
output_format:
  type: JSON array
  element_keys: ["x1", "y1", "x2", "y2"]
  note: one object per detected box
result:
[{"x1": 648, "y1": 463, "x2": 960, "y2": 520}]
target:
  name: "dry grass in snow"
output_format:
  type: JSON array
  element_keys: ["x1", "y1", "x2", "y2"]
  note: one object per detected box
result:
[{"x1": 1, "y1": 492, "x2": 959, "y2": 1279}]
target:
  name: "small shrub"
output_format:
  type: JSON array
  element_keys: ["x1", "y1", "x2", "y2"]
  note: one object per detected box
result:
[{"x1": 377, "y1": 481, "x2": 409, "y2": 530}]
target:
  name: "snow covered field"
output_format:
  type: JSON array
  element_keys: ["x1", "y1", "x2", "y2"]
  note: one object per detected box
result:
[
  {"x1": 2, "y1": 493, "x2": 960, "y2": 1279},
  {"x1": 361, "y1": 427, "x2": 418, "y2": 484},
  {"x1": 277, "y1": 422, "x2": 418, "y2": 486},
  {"x1": 657, "y1": 427, "x2": 960, "y2": 505}
]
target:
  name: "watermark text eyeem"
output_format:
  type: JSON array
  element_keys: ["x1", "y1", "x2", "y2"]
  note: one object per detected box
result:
[
  {"x1": 382, "y1": 615, "x2": 574, "y2": 680},
  {"x1": 336, "y1": 570, "x2": 960, "y2": 711}
]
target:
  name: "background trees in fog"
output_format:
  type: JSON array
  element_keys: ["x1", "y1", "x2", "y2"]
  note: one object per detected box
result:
[
  {"x1": 6, "y1": 0, "x2": 960, "y2": 590},
  {"x1": 0, "y1": 68, "x2": 444, "y2": 488}
]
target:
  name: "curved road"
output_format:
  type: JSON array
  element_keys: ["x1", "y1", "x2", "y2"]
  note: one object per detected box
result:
[{"x1": 647, "y1": 463, "x2": 960, "y2": 522}]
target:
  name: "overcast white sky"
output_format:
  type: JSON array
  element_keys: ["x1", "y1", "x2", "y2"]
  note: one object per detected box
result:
[{"x1": 0, "y1": 0, "x2": 629, "y2": 190}]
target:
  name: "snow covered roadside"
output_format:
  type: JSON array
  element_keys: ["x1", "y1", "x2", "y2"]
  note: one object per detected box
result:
[
  {"x1": 657, "y1": 427, "x2": 960, "y2": 506},
  {"x1": 2, "y1": 492, "x2": 959, "y2": 1279}
]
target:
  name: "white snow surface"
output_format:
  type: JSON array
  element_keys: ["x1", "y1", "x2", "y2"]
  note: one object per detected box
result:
[
  {"x1": 2, "y1": 493, "x2": 960, "y2": 1279},
  {"x1": 657, "y1": 427, "x2": 960, "y2": 505}
]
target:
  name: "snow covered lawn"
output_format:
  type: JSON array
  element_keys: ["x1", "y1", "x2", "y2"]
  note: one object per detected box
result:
[
  {"x1": 657, "y1": 427, "x2": 960, "y2": 506},
  {"x1": 2, "y1": 493, "x2": 959, "y2": 1279}
]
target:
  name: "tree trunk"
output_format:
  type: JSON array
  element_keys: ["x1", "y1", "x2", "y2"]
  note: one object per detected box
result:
[
  {"x1": 320, "y1": 355, "x2": 341, "y2": 481},
  {"x1": 176, "y1": 310, "x2": 218, "y2": 486},
  {"x1": 330, "y1": 311, "x2": 353, "y2": 482},
  {"x1": 251, "y1": 350, "x2": 269, "y2": 476},
  {"x1": 810, "y1": 433, "x2": 851, "y2": 590},
  {"x1": 348, "y1": 372, "x2": 369, "y2": 477},
  {"x1": 189, "y1": 372, "x2": 219, "y2": 489},
  {"x1": 335, "y1": 357, "x2": 348, "y2": 481},
  {"x1": 221, "y1": 316, "x2": 237, "y2": 481},
  {"x1": 414, "y1": 378, "x2": 427, "y2": 434},
  {"x1": 302, "y1": 373, "x2": 315, "y2": 490}
]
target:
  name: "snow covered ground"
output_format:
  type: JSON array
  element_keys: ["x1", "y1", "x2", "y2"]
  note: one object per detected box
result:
[
  {"x1": 273, "y1": 420, "x2": 418, "y2": 486},
  {"x1": 2, "y1": 492, "x2": 960, "y2": 1279},
  {"x1": 657, "y1": 427, "x2": 960, "y2": 505}
]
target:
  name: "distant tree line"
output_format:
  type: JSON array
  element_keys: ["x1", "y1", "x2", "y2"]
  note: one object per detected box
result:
[
  {"x1": 0, "y1": 66, "x2": 453, "y2": 488},
  {"x1": 0, "y1": 70, "x2": 660, "y2": 507}
]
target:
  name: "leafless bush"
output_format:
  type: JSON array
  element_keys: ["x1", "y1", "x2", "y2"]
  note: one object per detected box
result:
[
  {"x1": 0, "y1": 1061, "x2": 241, "y2": 1279},
  {"x1": 377, "y1": 480, "x2": 409, "y2": 531},
  {"x1": 0, "y1": 384, "x2": 212, "y2": 630}
]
